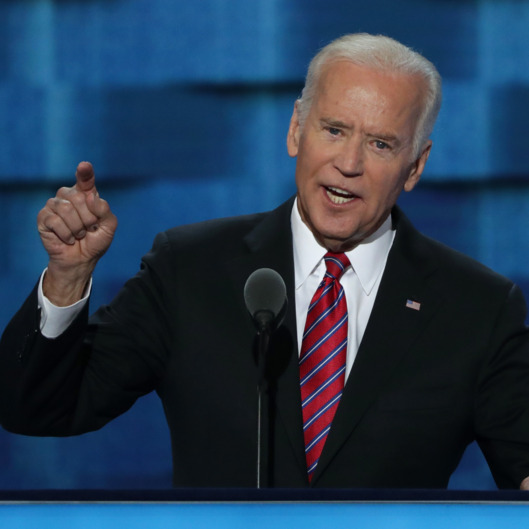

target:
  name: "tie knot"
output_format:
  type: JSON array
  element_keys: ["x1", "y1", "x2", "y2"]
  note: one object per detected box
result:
[{"x1": 323, "y1": 252, "x2": 350, "y2": 281}]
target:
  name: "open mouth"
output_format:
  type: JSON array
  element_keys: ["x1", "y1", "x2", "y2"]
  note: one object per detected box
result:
[{"x1": 325, "y1": 186, "x2": 356, "y2": 205}]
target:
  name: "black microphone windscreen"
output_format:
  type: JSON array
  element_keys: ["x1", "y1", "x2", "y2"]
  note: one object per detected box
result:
[{"x1": 244, "y1": 268, "x2": 287, "y2": 326}]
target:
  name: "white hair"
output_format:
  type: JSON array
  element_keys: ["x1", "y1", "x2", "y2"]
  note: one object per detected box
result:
[{"x1": 297, "y1": 33, "x2": 442, "y2": 157}]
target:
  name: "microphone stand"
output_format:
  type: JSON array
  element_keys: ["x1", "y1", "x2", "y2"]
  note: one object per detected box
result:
[{"x1": 255, "y1": 311, "x2": 272, "y2": 489}]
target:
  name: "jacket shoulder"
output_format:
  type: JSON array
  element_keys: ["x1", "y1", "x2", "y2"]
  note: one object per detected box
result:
[
  {"x1": 421, "y1": 231, "x2": 513, "y2": 289},
  {"x1": 393, "y1": 207, "x2": 516, "y2": 292},
  {"x1": 162, "y1": 211, "x2": 267, "y2": 252}
]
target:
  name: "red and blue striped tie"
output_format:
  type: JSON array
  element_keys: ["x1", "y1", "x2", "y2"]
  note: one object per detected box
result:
[{"x1": 299, "y1": 251, "x2": 350, "y2": 481}]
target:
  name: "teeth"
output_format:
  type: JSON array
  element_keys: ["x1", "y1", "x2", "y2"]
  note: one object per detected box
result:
[{"x1": 326, "y1": 186, "x2": 355, "y2": 204}]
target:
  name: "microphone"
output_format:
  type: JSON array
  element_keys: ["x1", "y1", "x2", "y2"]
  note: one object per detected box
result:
[
  {"x1": 244, "y1": 268, "x2": 287, "y2": 488},
  {"x1": 244, "y1": 268, "x2": 287, "y2": 334}
]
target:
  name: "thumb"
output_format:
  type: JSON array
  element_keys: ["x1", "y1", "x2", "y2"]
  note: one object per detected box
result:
[{"x1": 75, "y1": 161, "x2": 96, "y2": 194}]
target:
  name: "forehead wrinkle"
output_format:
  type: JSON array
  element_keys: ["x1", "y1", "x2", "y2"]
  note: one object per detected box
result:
[{"x1": 319, "y1": 80, "x2": 397, "y2": 128}]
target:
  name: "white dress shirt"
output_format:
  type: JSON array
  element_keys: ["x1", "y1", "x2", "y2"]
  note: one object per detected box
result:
[
  {"x1": 38, "y1": 270, "x2": 91, "y2": 338},
  {"x1": 39, "y1": 201, "x2": 396, "y2": 361},
  {"x1": 291, "y1": 199, "x2": 395, "y2": 379}
]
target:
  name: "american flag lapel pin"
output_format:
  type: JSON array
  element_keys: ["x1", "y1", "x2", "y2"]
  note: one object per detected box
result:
[{"x1": 406, "y1": 299, "x2": 421, "y2": 311}]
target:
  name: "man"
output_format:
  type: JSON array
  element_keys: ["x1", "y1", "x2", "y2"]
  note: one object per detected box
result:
[{"x1": 2, "y1": 33, "x2": 529, "y2": 489}]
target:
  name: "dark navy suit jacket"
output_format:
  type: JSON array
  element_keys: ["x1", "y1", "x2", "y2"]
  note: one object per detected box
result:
[{"x1": 2, "y1": 198, "x2": 529, "y2": 488}]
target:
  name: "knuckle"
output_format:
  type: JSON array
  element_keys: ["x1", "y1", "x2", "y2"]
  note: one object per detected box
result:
[
  {"x1": 37, "y1": 207, "x2": 48, "y2": 223},
  {"x1": 38, "y1": 207, "x2": 57, "y2": 227},
  {"x1": 97, "y1": 198, "x2": 110, "y2": 213},
  {"x1": 44, "y1": 213, "x2": 62, "y2": 230},
  {"x1": 45, "y1": 197, "x2": 59, "y2": 209},
  {"x1": 55, "y1": 199, "x2": 74, "y2": 214},
  {"x1": 69, "y1": 192, "x2": 87, "y2": 208},
  {"x1": 56, "y1": 186, "x2": 73, "y2": 198}
]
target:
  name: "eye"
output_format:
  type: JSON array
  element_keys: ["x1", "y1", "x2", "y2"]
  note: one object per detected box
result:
[
  {"x1": 374, "y1": 140, "x2": 389, "y2": 150},
  {"x1": 326, "y1": 126, "x2": 342, "y2": 136}
]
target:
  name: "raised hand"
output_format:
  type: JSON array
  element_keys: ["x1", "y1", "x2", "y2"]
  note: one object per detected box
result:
[{"x1": 37, "y1": 162, "x2": 118, "y2": 306}]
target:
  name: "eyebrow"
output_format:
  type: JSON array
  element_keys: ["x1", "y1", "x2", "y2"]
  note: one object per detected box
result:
[
  {"x1": 321, "y1": 118, "x2": 403, "y2": 146},
  {"x1": 320, "y1": 118, "x2": 351, "y2": 129}
]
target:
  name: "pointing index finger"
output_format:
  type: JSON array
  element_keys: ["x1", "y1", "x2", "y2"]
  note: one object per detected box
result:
[{"x1": 75, "y1": 161, "x2": 96, "y2": 194}]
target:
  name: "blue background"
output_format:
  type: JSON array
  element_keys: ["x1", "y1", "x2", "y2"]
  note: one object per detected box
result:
[{"x1": 1, "y1": 0, "x2": 529, "y2": 490}]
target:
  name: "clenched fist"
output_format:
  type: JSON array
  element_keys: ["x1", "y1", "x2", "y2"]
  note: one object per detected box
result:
[{"x1": 37, "y1": 162, "x2": 118, "y2": 306}]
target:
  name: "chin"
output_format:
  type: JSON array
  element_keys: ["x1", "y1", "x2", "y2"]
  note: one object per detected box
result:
[
  {"x1": 319, "y1": 226, "x2": 358, "y2": 243},
  {"x1": 318, "y1": 233, "x2": 356, "y2": 252}
]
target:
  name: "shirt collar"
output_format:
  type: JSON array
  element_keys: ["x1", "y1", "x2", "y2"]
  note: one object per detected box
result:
[{"x1": 291, "y1": 198, "x2": 395, "y2": 295}]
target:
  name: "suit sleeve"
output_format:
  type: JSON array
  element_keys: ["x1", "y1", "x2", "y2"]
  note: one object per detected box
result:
[
  {"x1": 0, "y1": 232, "x2": 173, "y2": 437},
  {"x1": 475, "y1": 283, "x2": 529, "y2": 488}
]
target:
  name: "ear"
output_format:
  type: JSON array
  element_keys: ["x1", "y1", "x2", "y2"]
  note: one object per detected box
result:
[
  {"x1": 404, "y1": 140, "x2": 432, "y2": 192},
  {"x1": 286, "y1": 101, "x2": 301, "y2": 158}
]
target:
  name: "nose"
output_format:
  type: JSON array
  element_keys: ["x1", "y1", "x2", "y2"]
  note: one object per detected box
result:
[{"x1": 334, "y1": 139, "x2": 364, "y2": 177}]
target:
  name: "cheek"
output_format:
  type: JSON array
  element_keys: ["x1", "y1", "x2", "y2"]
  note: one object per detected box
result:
[
  {"x1": 370, "y1": 167, "x2": 411, "y2": 203},
  {"x1": 295, "y1": 152, "x2": 319, "y2": 188}
]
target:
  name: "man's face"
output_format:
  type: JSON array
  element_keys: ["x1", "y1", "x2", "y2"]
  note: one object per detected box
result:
[{"x1": 287, "y1": 60, "x2": 432, "y2": 252}]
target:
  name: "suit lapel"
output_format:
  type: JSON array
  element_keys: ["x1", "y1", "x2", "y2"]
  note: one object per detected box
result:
[{"x1": 312, "y1": 207, "x2": 446, "y2": 484}]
